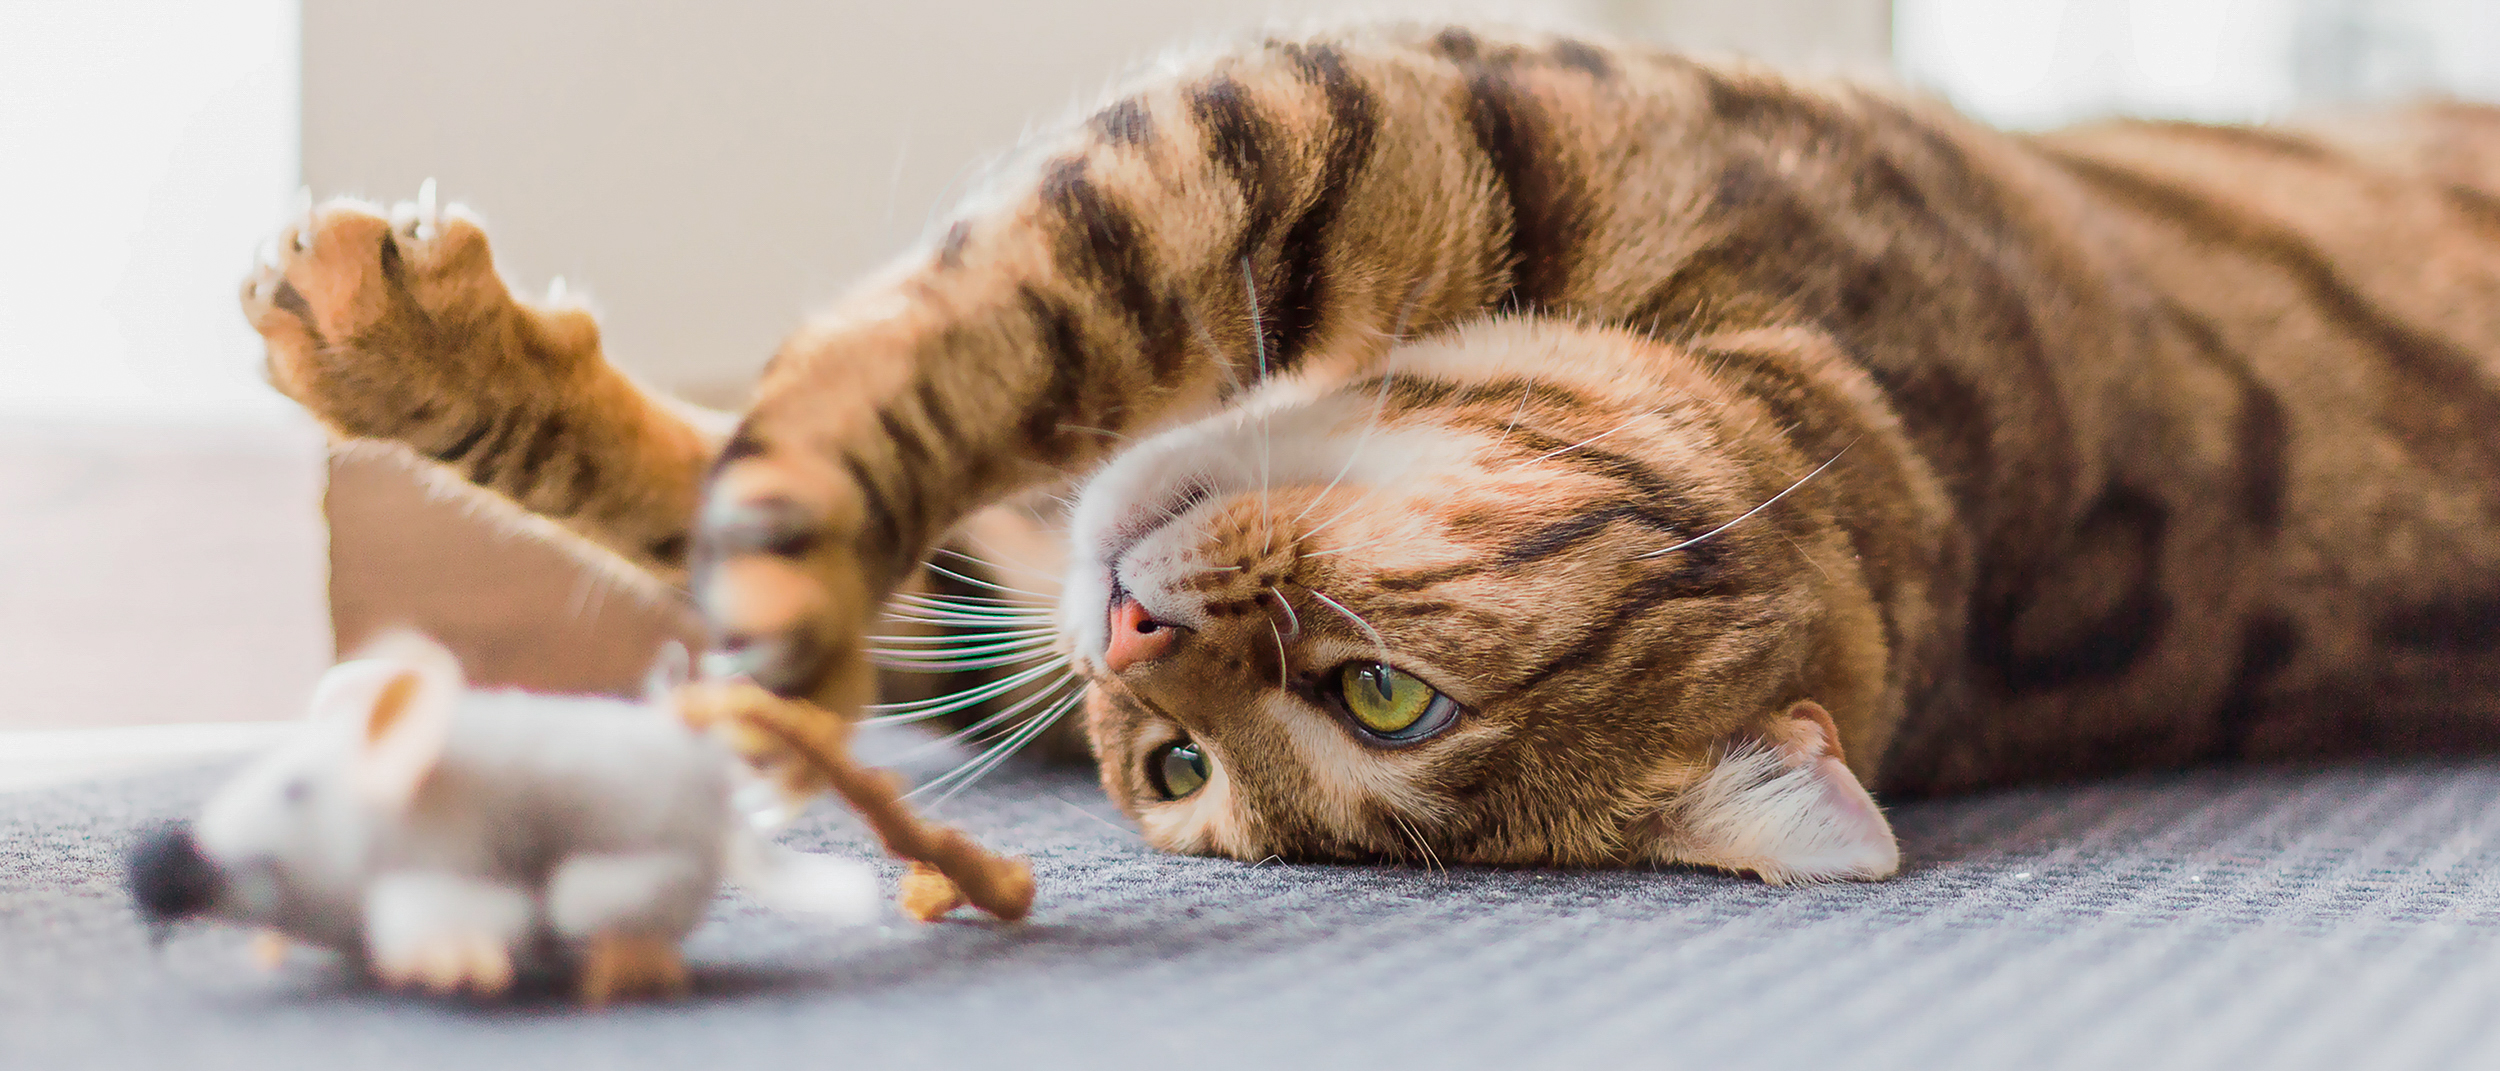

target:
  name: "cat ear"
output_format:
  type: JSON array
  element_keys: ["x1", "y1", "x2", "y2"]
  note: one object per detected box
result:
[
  {"x1": 1647, "y1": 700, "x2": 1899, "y2": 884},
  {"x1": 311, "y1": 632, "x2": 464, "y2": 812}
]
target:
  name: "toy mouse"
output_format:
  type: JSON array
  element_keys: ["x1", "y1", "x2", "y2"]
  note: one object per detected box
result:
[{"x1": 125, "y1": 632, "x2": 883, "y2": 1004}]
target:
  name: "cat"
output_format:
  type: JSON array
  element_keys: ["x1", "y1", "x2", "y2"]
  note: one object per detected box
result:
[{"x1": 241, "y1": 23, "x2": 2500, "y2": 882}]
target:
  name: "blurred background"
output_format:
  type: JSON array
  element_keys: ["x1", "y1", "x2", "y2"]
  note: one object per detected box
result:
[{"x1": 4, "y1": 0, "x2": 2499, "y2": 750}]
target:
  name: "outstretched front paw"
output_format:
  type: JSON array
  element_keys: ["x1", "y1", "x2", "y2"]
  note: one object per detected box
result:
[
  {"x1": 239, "y1": 182, "x2": 591, "y2": 445},
  {"x1": 696, "y1": 444, "x2": 877, "y2": 712}
]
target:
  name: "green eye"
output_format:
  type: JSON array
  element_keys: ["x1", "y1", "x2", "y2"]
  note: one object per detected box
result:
[
  {"x1": 1335, "y1": 663, "x2": 1459, "y2": 741},
  {"x1": 1148, "y1": 740, "x2": 1209, "y2": 800}
]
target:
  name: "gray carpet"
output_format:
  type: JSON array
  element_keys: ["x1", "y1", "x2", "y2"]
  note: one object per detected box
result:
[{"x1": 11, "y1": 742, "x2": 2500, "y2": 1071}]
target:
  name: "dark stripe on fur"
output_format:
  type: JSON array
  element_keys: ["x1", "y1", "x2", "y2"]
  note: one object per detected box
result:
[
  {"x1": 1040, "y1": 158, "x2": 1189, "y2": 385},
  {"x1": 2160, "y1": 300, "x2": 2291, "y2": 530},
  {"x1": 1969, "y1": 486, "x2": 2174, "y2": 691},
  {"x1": 463, "y1": 412, "x2": 529, "y2": 489},
  {"x1": 1267, "y1": 43, "x2": 1379, "y2": 369},
  {"x1": 431, "y1": 415, "x2": 498, "y2": 465},
  {"x1": 2376, "y1": 594, "x2": 2500, "y2": 651},
  {"x1": 1018, "y1": 286, "x2": 1091, "y2": 451},
  {"x1": 513, "y1": 413, "x2": 569, "y2": 494},
  {"x1": 1459, "y1": 63, "x2": 1587, "y2": 310},
  {"x1": 1191, "y1": 77, "x2": 1285, "y2": 265},
  {"x1": 840, "y1": 453, "x2": 908, "y2": 565},
  {"x1": 1549, "y1": 38, "x2": 1611, "y2": 79},
  {"x1": 1090, "y1": 97, "x2": 1154, "y2": 145},
  {"x1": 2206, "y1": 613, "x2": 2299, "y2": 761},
  {"x1": 2047, "y1": 149, "x2": 2500, "y2": 483}
]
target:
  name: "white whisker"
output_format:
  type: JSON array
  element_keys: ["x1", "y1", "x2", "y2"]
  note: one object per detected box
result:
[
  {"x1": 1305, "y1": 587, "x2": 1390, "y2": 663},
  {"x1": 1268, "y1": 619, "x2": 1290, "y2": 691},
  {"x1": 863, "y1": 658, "x2": 1072, "y2": 720},
  {"x1": 913, "y1": 685, "x2": 1088, "y2": 807},
  {"x1": 889, "y1": 674, "x2": 1082, "y2": 760},
  {"x1": 1640, "y1": 442, "x2": 1855, "y2": 560},
  {"x1": 937, "y1": 544, "x2": 1061, "y2": 587},
  {"x1": 868, "y1": 627, "x2": 1059, "y2": 646},
  {"x1": 1264, "y1": 586, "x2": 1301, "y2": 640},
  {"x1": 1529, "y1": 405, "x2": 1662, "y2": 464},
  {"x1": 923, "y1": 561, "x2": 1056, "y2": 599}
]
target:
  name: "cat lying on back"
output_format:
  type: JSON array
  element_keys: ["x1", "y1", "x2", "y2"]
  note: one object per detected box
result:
[{"x1": 242, "y1": 23, "x2": 2500, "y2": 882}]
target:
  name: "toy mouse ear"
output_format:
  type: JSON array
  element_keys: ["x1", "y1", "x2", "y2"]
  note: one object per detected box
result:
[
  {"x1": 1644, "y1": 700, "x2": 1899, "y2": 884},
  {"x1": 643, "y1": 641, "x2": 692, "y2": 704},
  {"x1": 312, "y1": 632, "x2": 464, "y2": 812}
]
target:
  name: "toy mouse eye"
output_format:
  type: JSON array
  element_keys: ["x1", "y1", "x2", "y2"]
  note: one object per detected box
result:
[
  {"x1": 1330, "y1": 662, "x2": 1461, "y2": 744},
  {"x1": 1146, "y1": 739, "x2": 1208, "y2": 801}
]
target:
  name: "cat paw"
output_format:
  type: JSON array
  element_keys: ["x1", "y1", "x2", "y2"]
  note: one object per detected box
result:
[
  {"x1": 372, "y1": 930, "x2": 515, "y2": 999},
  {"x1": 694, "y1": 444, "x2": 877, "y2": 710},
  {"x1": 576, "y1": 934, "x2": 688, "y2": 1006},
  {"x1": 238, "y1": 182, "x2": 568, "y2": 441}
]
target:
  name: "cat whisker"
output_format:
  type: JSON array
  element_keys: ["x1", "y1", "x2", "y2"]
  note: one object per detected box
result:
[
  {"x1": 877, "y1": 608, "x2": 1054, "y2": 629},
  {"x1": 1390, "y1": 812, "x2": 1445, "y2": 875},
  {"x1": 871, "y1": 650, "x2": 1062, "y2": 673},
  {"x1": 1240, "y1": 257, "x2": 1278, "y2": 558},
  {"x1": 1263, "y1": 586, "x2": 1301, "y2": 640},
  {"x1": 869, "y1": 627, "x2": 1059, "y2": 645},
  {"x1": 863, "y1": 657, "x2": 1072, "y2": 720},
  {"x1": 1302, "y1": 587, "x2": 1390, "y2": 664},
  {"x1": 912, "y1": 683, "x2": 1089, "y2": 807},
  {"x1": 888, "y1": 673, "x2": 1083, "y2": 761},
  {"x1": 1267, "y1": 619, "x2": 1290, "y2": 691},
  {"x1": 1640, "y1": 441, "x2": 1855, "y2": 560},
  {"x1": 1285, "y1": 349, "x2": 1401, "y2": 530},
  {"x1": 923, "y1": 561, "x2": 1057, "y2": 600},
  {"x1": 1528, "y1": 404, "x2": 1665, "y2": 465},
  {"x1": 937, "y1": 544, "x2": 1062, "y2": 588}
]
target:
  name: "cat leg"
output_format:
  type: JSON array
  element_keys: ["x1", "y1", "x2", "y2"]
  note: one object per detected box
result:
[
  {"x1": 241, "y1": 188, "x2": 724, "y2": 589},
  {"x1": 362, "y1": 871, "x2": 535, "y2": 998},
  {"x1": 692, "y1": 39, "x2": 1514, "y2": 715},
  {"x1": 544, "y1": 850, "x2": 711, "y2": 1004}
]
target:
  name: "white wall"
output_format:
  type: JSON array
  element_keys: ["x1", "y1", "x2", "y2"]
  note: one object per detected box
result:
[
  {"x1": 1896, "y1": 0, "x2": 2500, "y2": 130},
  {"x1": 0, "y1": 0, "x2": 301, "y2": 417}
]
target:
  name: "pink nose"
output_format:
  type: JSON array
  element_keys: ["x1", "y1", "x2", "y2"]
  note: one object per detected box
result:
[{"x1": 1104, "y1": 595, "x2": 1183, "y2": 673}]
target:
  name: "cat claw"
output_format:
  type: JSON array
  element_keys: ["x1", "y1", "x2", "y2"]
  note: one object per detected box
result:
[
  {"x1": 415, "y1": 177, "x2": 439, "y2": 240},
  {"x1": 290, "y1": 186, "x2": 314, "y2": 251}
]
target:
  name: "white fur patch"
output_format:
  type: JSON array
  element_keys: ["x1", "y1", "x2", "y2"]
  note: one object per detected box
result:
[{"x1": 1663, "y1": 744, "x2": 1900, "y2": 884}]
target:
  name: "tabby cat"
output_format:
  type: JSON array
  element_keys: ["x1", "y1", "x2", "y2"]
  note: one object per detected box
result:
[{"x1": 242, "y1": 23, "x2": 2500, "y2": 883}]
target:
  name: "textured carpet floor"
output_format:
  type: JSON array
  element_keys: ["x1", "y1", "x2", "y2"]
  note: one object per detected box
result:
[{"x1": 10, "y1": 747, "x2": 2500, "y2": 1071}]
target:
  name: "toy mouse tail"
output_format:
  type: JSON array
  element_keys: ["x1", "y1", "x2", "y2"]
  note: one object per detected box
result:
[{"x1": 724, "y1": 831, "x2": 880, "y2": 925}]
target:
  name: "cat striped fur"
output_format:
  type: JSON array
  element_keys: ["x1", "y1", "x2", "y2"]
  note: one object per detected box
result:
[{"x1": 243, "y1": 23, "x2": 2500, "y2": 879}]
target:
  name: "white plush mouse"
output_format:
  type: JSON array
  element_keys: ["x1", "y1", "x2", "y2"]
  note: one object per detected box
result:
[{"x1": 127, "y1": 632, "x2": 876, "y2": 1004}]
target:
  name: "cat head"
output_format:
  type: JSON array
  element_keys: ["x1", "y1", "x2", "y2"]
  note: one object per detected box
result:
[{"x1": 1060, "y1": 319, "x2": 1898, "y2": 881}]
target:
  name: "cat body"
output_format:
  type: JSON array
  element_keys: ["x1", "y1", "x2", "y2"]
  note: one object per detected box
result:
[{"x1": 241, "y1": 24, "x2": 2500, "y2": 881}]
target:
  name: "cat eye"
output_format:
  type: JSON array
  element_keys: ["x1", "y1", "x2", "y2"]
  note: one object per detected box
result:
[
  {"x1": 1331, "y1": 662, "x2": 1461, "y2": 743},
  {"x1": 1147, "y1": 739, "x2": 1209, "y2": 800}
]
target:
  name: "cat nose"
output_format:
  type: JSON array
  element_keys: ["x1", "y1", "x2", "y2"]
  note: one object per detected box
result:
[{"x1": 1105, "y1": 595, "x2": 1185, "y2": 673}]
